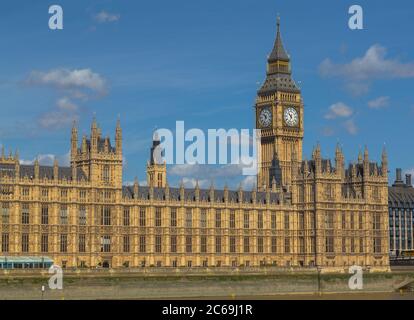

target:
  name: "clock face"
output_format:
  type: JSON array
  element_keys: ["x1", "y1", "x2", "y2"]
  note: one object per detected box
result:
[
  {"x1": 259, "y1": 108, "x2": 272, "y2": 127},
  {"x1": 284, "y1": 107, "x2": 299, "y2": 127}
]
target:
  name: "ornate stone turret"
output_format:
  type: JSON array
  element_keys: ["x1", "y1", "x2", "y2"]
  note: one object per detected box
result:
[
  {"x1": 81, "y1": 135, "x2": 87, "y2": 154},
  {"x1": 271, "y1": 176, "x2": 277, "y2": 192},
  {"x1": 238, "y1": 183, "x2": 243, "y2": 203},
  {"x1": 71, "y1": 121, "x2": 78, "y2": 161},
  {"x1": 53, "y1": 157, "x2": 59, "y2": 181},
  {"x1": 351, "y1": 163, "x2": 357, "y2": 178},
  {"x1": 72, "y1": 163, "x2": 77, "y2": 181},
  {"x1": 15, "y1": 150, "x2": 20, "y2": 179},
  {"x1": 165, "y1": 180, "x2": 170, "y2": 201},
  {"x1": 209, "y1": 182, "x2": 215, "y2": 202},
  {"x1": 71, "y1": 117, "x2": 123, "y2": 187},
  {"x1": 266, "y1": 186, "x2": 271, "y2": 204},
  {"x1": 115, "y1": 118, "x2": 122, "y2": 156},
  {"x1": 335, "y1": 143, "x2": 344, "y2": 177},
  {"x1": 91, "y1": 117, "x2": 98, "y2": 153},
  {"x1": 363, "y1": 145, "x2": 369, "y2": 178},
  {"x1": 314, "y1": 144, "x2": 322, "y2": 175},
  {"x1": 251, "y1": 185, "x2": 257, "y2": 204},
  {"x1": 303, "y1": 158, "x2": 309, "y2": 175},
  {"x1": 224, "y1": 183, "x2": 229, "y2": 202},
  {"x1": 147, "y1": 132, "x2": 166, "y2": 188},
  {"x1": 179, "y1": 180, "x2": 185, "y2": 201},
  {"x1": 133, "y1": 177, "x2": 139, "y2": 199},
  {"x1": 381, "y1": 145, "x2": 388, "y2": 177},
  {"x1": 358, "y1": 149, "x2": 363, "y2": 164},
  {"x1": 34, "y1": 158, "x2": 39, "y2": 180},
  {"x1": 104, "y1": 136, "x2": 110, "y2": 153},
  {"x1": 195, "y1": 180, "x2": 200, "y2": 201},
  {"x1": 149, "y1": 182, "x2": 154, "y2": 200}
]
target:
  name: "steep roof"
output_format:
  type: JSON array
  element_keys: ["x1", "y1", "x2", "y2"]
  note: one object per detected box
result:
[
  {"x1": 258, "y1": 17, "x2": 300, "y2": 95},
  {"x1": 389, "y1": 186, "x2": 414, "y2": 207},
  {"x1": 258, "y1": 73, "x2": 299, "y2": 94},
  {"x1": 0, "y1": 163, "x2": 87, "y2": 181},
  {"x1": 268, "y1": 17, "x2": 290, "y2": 63}
]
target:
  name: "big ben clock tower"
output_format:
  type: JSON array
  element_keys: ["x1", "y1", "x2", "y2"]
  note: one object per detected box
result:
[{"x1": 256, "y1": 17, "x2": 304, "y2": 190}]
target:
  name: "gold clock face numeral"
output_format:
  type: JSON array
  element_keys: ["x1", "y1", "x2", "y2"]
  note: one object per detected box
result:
[
  {"x1": 284, "y1": 107, "x2": 298, "y2": 127},
  {"x1": 259, "y1": 108, "x2": 272, "y2": 127}
]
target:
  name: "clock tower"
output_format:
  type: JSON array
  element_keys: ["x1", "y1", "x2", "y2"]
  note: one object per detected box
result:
[{"x1": 256, "y1": 17, "x2": 304, "y2": 190}]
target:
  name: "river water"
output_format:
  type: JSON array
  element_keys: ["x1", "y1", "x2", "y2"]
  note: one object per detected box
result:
[{"x1": 198, "y1": 292, "x2": 414, "y2": 300}]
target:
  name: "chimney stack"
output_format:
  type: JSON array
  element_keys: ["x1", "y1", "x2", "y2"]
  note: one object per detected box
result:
[
  {"x1": 406, "y1": 174, "x2": 412, "y2": 187},
  {"x1": 393, "y1": 168, "x2": 406, "y2": 187},
  {"x1": 396, "y1": 168, "x2": 402, "y2": 182}
]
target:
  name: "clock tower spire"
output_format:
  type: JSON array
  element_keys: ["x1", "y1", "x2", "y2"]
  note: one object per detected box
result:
[{"x1": 256, "y1": 16, "x2": 304, "y2": 190}]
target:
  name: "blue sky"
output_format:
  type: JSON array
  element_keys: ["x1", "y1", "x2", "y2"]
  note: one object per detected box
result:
[{"x1": 0, "y1": 0, "x2": 413, "y2": 188}]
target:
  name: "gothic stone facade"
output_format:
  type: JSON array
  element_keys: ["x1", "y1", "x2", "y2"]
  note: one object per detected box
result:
[
  {"x1": 0, "y1": 18, "x2": 390, "y2": 272},
  {"x1": 388, "y1": 168, "x2": 414, "y2": 258}
]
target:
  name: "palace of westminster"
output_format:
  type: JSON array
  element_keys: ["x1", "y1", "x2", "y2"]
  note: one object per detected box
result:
[{"x1": 0, "y1": 18, "x2": 395, "y2": 272}]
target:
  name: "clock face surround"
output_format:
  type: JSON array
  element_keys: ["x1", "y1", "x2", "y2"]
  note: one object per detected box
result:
[
  {"x1": 284, "y1": 107, "x2": 299, "y2": 127},
  {"x1": 259, "y1": 107, "x2": 272, "y2": 128}
]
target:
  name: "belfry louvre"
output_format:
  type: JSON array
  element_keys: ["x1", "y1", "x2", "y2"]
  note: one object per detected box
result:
[{"x1": 0, "y1": 18, "x2": 390, "y2": 272}]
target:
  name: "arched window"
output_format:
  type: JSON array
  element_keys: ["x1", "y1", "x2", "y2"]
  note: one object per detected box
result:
[{"x1": 103, "y1": 165, "x2": 110, "y2": 182}]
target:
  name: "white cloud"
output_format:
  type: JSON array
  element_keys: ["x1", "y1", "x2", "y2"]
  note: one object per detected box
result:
[
  {"x1": 124, "y1": 180, "x2": 148, "y2": 186},
  {"x1": 343, "y1": 119, "x2": 358, "y2": 135},
  {"x1": 26, "y1": 68, "x2": 107, "y2": 96},
  {"x1": 56, "y1": 97, "x2": 78, "y2": 111},
  {"x1": 182, "y1": 178, "x2": 210, "y2": 188},
  {"x1": 321, "y1": 127, "x2": 335, "y2": 137},
  {"x1": 319, "y1": 44, "x2": 414, "y2": 95},
  {"x1": 169, "y1": 162, "x2": 257, "y2": 190},
  {"x1": 240, "y1": 175, "x2": 256, "y2": 190},
  {"x1": 94, "y1": 11, "x2": 120, "y2": 23},
  {"x1": 38, "y1": 97, "x2": 79, "y2": 129},
  {"x1": 368, "y1": 96, "x2": 390, "y2": 109},
  {"x1": 320, "y1": 45, "x2": 414, "y2": 80},
  {"x1": 170, "y1": 163, "x2": 246, "y2": 179},
  {"x1": 25, "y1": 68, "x2": 108, "y2": 130},
  {"x1": 324, "y1": 102, "x2": 353, "y2": 119},
  {"x1": 38, "y1": 110, "x2": 78, "y2": 129},
  {"x1": 345, "y1": 82, "x2": 370, "y2": 96},
  {"x1": 20, "y1": 151, "x2": 70, "y2": 166}
]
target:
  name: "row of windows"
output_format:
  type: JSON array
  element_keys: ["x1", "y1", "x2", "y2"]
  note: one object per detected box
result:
[
  {"x1": 0, "y1": 233, "x2": 383, "y2": 255},
  {"x1": 0, "y1": 234, "x2": 304, "y2": 254},
  {"x1": 325, "y1": 236, "x2": 382, "y2": 254},
  {"x1": 0, "y1": 203, "x2": 383, "y2": 233},
  {"x1": 0, "y1": 205, "x2": 294, "y2": 229},
  {"x1": 6, "y1": 188, "x2": 90, "y2": 199},
  {"x1": 324, "y1": 212, "x2": 381, "y2": 230},
  {"x1": 0, "y1": 233, "x2": 87, "y2": 253}
]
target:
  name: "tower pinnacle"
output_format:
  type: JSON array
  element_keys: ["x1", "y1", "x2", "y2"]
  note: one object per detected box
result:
[{"x1": 268, "y1": 15, "x2": 289, "y2": 63}]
